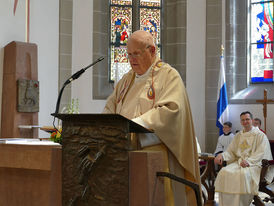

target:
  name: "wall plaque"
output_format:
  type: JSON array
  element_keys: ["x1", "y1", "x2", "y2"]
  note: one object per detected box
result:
[{"x1": 17, "y1": 79, "x2": 39, "y2": 112}]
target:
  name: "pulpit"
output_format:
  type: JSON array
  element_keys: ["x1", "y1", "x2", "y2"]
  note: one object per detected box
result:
[{"x1": 53, "y1": 113, "x2": 165, "y2": 206}]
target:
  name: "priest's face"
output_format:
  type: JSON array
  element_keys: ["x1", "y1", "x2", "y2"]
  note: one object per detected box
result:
[
  {"x1": 127, "y1": 38, "x2": 156, "y2": 75},
  {"x1": 240, "y1": 114, "x2": 253, "y2": 132}
]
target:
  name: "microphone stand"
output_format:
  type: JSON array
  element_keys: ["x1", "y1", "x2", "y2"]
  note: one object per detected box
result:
[{"x1": 54, "y1": 56, "x2": 104, "y2": 114}]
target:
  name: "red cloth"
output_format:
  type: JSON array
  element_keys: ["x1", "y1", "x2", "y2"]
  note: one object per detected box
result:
[{"x1": 264, "y1": 70, "x2": 273, "y2": 79}]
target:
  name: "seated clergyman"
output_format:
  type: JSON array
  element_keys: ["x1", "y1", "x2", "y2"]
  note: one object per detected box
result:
[{"x1": 214, "y1": 111, "x2": 273, "y2": 206}]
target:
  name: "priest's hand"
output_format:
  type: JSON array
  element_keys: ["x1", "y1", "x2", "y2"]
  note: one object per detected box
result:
[
  {"x1": 214, "y1": 154, "x2": 223, "y2": 165},
  {"x1": 240, "y1": 160, "x2": 249, "y2": 168}
]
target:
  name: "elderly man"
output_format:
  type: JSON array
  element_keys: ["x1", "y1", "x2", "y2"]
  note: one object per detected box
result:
[
  {"x1": 104, "y1": 30, "x2": 200, "y2": 206},
  {"x1": 214, "y1": 111, "x2": 273, "y2": 206}
]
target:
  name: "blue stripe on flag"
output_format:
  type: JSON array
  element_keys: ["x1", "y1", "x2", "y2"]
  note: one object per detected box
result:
[{"x1": 216, "y1": 84, "x2": 228, "y2": 135}]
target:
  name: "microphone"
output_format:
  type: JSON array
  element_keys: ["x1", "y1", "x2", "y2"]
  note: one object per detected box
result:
[
  {"x1": 54, "y1": 57, "x2": 104, "y2": 114},
  {"x1": 64, "y1": 56, "x2": 104, "y2": 86}
]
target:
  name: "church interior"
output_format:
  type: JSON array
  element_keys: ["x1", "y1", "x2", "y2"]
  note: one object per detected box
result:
[{"x1": 0, "y1": 0, "x2": 274, "y2": 205}]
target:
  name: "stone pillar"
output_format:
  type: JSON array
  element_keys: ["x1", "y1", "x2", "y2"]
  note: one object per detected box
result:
[{"x1": 1, "y1": 41, "x2": 38, "y2": 138}]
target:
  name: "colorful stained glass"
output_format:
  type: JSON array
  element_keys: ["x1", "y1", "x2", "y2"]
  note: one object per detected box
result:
[
  {"x1": 140, "y1": 0, "x2": 161, "y2": 7},
  {"x1": 111, "y1": 7, "x2": 132, "y2": 44},
  {"x1": 251, "y1": 0, "x2": 265, "y2": 3},
  {"x1": 140, "y1": 8, "x2": 161, "y2": 44},
  {"x1": 250, "y1": 1, "x2": 274, "y2": 83},
  {"x1": 109, "y1": 0, "x2": 162, "y2": 82},
  {"x1": 251, "y1": 3, "x2": 273, "y2": 43},
  {"x1": 111, "y1": 0, "x2": 132, "y2": 6},
  {"x1": 110, "y1": 46, "x2": 131, "y2": 81},
  {"x1": 110, "y1": 1, "x2": 132, "y2": 82},
  {"x1": 251, "y1": 43, "x2": 273, "y2": 83}
]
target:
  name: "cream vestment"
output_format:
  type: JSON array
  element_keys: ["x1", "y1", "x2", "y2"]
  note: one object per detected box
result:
[
  {"x1": 215, "y1": 126, "x2": 273, "y2": 206},
  {"x1": 104, "y1": 58, "x2": 201, "y2": 206}
]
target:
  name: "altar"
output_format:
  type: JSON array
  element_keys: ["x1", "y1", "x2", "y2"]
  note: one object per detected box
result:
[{"x1": 0, "y1": 141, "x2": 61, "y2": 206}]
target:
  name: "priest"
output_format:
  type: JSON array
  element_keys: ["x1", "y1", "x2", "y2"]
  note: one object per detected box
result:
[
  {"x1": 214, "y1": 111, "x2": 273, "y2": 206},
  {"x1": 104, "y1": 30, "x2": 201, "y2": 206}
]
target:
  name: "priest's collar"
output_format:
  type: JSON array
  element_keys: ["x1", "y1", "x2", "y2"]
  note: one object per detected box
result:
[
  {"x1": 243, "y1": 126, "x2": 255, "y2": 133},
  {"x1": 135, "y1": 65, "x2": 153, "y2": 80},
  {"x1": 135, "y1": 57, "x2": 159, "y2": 80}
]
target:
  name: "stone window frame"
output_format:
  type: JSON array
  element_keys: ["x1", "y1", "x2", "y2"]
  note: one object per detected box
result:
[{"x1": 225, "y1": 0, "x2": 274, "y2": 104}]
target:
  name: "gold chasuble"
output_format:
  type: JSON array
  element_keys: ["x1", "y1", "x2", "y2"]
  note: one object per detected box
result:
[{"x1": 104, "y1": 57, "x2": 201, "y2": 206}]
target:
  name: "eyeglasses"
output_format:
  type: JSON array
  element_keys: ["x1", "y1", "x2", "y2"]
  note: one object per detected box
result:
[{"x1": 127, "y1": 45, "x2": 151, "y2": 59}]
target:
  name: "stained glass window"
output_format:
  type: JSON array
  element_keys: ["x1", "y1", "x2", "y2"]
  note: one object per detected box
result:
[
  {"x1": 110, "y1": 1, "x2": 132, "y2": 82},
  {"x1": 250, "y1": 0, "x2": 274, "y2": 83},
  {"x1": 109, "y1": 0, "x2": 162, "y2": 82}
]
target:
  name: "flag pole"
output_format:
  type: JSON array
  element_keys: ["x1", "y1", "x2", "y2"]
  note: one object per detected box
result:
[{"x1": 216, "y1": 44, "x2": 229, "y2": 135}]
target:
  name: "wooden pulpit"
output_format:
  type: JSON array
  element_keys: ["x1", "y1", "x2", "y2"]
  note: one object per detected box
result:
[{"x1": 53, "y1": 113, "x2": 165, "y2": 206}]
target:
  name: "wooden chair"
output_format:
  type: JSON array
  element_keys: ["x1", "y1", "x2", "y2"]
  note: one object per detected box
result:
[
  {"x1": 253, "y1": 140, "x2": 274, "y2": 205},
  {"x1": 253, "y1": 159, "x2": 274, "y2": 206},
  {"x1": 199, "y1": 154, "x2": 217, "y2": 206}
]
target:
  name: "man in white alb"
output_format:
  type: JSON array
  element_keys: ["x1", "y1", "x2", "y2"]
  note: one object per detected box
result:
[
  {"x1": 214, "y1": 121, "x2": 234, "y2": 156},
  {"x1": 214, "y1": 111, "x2": 273, "y2": 206}
]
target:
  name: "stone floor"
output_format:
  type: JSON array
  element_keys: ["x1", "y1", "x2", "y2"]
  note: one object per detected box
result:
[{"x1": 214, "y1": 183, "x2": 274, "y2": 206}]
